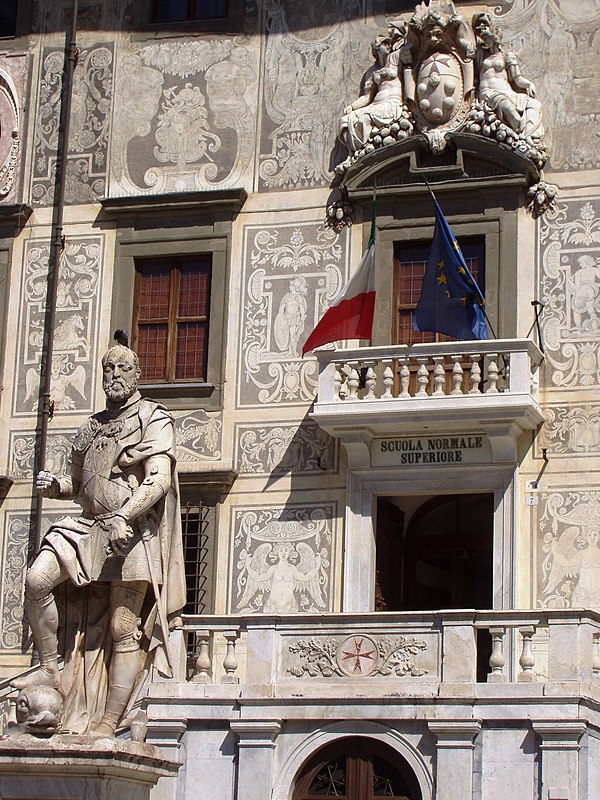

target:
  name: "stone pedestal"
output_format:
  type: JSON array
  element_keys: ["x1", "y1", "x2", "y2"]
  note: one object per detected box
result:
[{"x1": 0, "y1": 734, "x2": 179, "y2": 799}]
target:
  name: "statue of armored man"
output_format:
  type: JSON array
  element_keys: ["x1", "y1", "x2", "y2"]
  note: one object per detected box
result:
[{"x1": 13, "y1": 333, "x2": 186, "y2": 737}]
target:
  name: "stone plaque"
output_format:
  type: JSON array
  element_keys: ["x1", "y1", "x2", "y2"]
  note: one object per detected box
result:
[{"x1": 372, "y1": 434, "x2": 490, "y2": 467}]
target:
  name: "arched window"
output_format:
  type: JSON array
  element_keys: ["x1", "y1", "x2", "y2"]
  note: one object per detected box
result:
[{"x1": 292, "y1": 737, "x2": 423, "y2": 800}]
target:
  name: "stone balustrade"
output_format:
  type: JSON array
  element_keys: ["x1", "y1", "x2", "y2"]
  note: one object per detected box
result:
[
  {"x1": 310, "y1": 339, "x2": 545, "y2": 443},
  {"x1": 181, "y1": 609, "x2": 600, "y2": 689}
]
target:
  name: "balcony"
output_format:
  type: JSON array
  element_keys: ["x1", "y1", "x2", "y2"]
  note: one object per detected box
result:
[
  {"x1": 310, "y1": 339, "x2": 544, "y2": 464},
  {"x1": 145, "y1": 610, "x2": 600, "y2": 722}
]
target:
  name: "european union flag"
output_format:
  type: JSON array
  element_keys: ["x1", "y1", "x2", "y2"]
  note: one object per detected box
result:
[{"x1": 414, "y1": 200, "x2": 488, "y2": 340}]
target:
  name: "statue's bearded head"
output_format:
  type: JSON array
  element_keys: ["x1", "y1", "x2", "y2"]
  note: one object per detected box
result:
[{"x1": 101, "y1": 345, "x2": 141, "y2": 403}]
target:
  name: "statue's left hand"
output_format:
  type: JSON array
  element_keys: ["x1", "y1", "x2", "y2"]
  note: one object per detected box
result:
[{"x1": 108, "y1": 515, "x2": 133, "y2": 555}]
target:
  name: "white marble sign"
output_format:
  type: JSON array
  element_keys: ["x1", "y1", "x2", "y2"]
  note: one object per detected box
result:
[{"x1": 372, "y1": 434, "x2": 491, "y2": 468}]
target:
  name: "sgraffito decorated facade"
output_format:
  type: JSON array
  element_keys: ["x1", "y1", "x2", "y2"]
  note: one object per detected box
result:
[{"x1": 0, "y1": 0, "x2": 599, "y2": 797}]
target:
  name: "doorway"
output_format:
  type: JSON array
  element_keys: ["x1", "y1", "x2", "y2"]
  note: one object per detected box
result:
[
  {"x1": 375, "y1": 493, "x2": 494, "y2": 612},
  {"x1": 292, "y1": 737, "x2": 423, "y2": 800},
  {"x1": 376, "y1": 493, "x2": 494, "y2": 680}
]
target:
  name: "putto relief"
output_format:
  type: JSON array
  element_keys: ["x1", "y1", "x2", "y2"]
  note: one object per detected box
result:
[
  {"x1": 231, "y1": 506, "x2": 335, "y2": 614},
  {"x1": 336, "y1": 0, "x2": 547, "y2": 172}
]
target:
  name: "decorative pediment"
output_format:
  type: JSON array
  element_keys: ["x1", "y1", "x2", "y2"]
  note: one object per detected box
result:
[{"x1": 341, "y1": 132, "x2": 539, "y2": 197}]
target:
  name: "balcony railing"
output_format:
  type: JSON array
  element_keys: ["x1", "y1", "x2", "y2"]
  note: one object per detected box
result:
[
  {"x1": 173, "y1": 610, "x2": 600, "y2": 690},
  {"x1": 310, "y1": 339, "x2": 544, "y2": 440}
]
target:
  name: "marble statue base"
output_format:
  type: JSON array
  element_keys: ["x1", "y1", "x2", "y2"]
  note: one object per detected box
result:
[{"x1": 0, "y1": 734, "x2": 179, "y2": 799}]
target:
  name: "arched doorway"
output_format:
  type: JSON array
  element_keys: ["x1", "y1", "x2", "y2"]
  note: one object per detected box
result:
[{"x1": 292, "y1": 737, "x2": 423, "y2": 800}]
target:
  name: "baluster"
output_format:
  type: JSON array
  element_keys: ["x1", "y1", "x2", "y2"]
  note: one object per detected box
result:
[
  {"x1": 487, "y1": 627, "x2": 506, "y2": 683},
  {"x1": 433, "y1": 357, "x2": 445, "y2": 396},
  {"x1": 518, "y1": 626, "x2": 536, "y2": 682},
  {"x1": 416, "y1": 359, "x2": 429, "y2": 398},
  {"x1": 191, "y1": 630, "x2": 212, "y2": 683},
  {"x1": 469, "y1": 355, "x2": 482, "y2": 394},
  {"x1": 486, "y1": 355, "x2": 499, "y2": 394},
  {"x1": 593, "y1": 632, "x2": 600, "y2": 677},
  {"x1": 347, "y1": 366, "x2": 360, "y2": 400},
  {"x1": 451, "y1": 356, "x2": 463, "y2": 395},
  {"x1": 382, "y1": 361, "x2": 394, "y2": 400},
  {"x1": 222, "y1": 629, "x2": 240, "y2": 684},
  {"x1": 399, "y1": 361, "x2": 410, "y2": 398},
  {"x1": 333, "y1": 364, "x2": 342, "y2": 400},
  {"x1": 365, "y1": 364, "x2": 376, "y2": 400}
]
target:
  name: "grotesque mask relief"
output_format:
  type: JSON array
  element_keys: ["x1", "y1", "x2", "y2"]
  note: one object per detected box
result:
[{"x1": 336, "y1": 0, "x2": 548, "y2": 174}]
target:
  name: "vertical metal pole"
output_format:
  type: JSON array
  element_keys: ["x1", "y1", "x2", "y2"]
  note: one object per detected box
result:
[{"x1": 33, "y1": 0, "x2": 79, "y2": 553}]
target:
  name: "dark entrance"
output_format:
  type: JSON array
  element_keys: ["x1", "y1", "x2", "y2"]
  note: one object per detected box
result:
[
  {"x1": 292, "y1": 737, "x2": 422, "y2": 800},
  {"x1": 375, "y1": 493, "x2": 494, "y2": 612},
  {"x1": 375, "y1": 493, "x2": 494, "y2": 680}
]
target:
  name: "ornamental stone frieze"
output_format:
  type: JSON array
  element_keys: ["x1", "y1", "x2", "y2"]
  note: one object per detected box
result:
[{"x1": 287, "y1": 633, "x2": 430, "y2": 679}]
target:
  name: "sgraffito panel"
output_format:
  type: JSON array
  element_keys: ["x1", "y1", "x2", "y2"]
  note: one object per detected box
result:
[
  {"x1": 12, "y1": 235, "x2": 104, "y2": 417},
  {"x1": 32, "y1": 44, "x2": 113, "y2": 204},
  {"x1": 173, "y1": 409, "x2": 223, "y2": 463},
  {"x1": 236, "y1": 420, "x2": 336, "y2": 475},
  {"x1": 538, "y1": 404, "x2": 600, "y2": 456},
  {"x1": 8, "y1": 430, "x2": 74, "y2": 479},
  {"x1": 230, "y1": 503, "x2": 336, "y2": 614},
  {"x1": 537, "y1": 490, "x2": 600, "y2": 608},
  {"x1": 258, "y1": 1, "x2": 377, "y2": 190},
  {"x1": 0, "y1": 511, "x2": 63, "y2": 652},
  {"x1": 238, "y1": 222, "x2": 348, "y2": 408},
  {"x1": 110, "y1": 37, "x2": 257, "y2": 196},
  {"x1": 499, "y1": 0, "x2": 600, "y2": 172},
  {"x1": 538, "y1": 199, "x2": 600, "y2": 390}
]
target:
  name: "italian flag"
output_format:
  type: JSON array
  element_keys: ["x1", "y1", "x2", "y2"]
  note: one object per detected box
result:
[{"x1": 302, "y1": 211, "x2": 376, "y2": 356}]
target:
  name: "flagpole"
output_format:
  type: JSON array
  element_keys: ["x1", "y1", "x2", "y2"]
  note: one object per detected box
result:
[{"x1": 422, "y1": 179, "x2": 499, "y2": 341}]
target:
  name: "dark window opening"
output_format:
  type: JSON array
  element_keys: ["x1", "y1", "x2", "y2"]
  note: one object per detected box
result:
[
  {"x1": 376, "y1": 493, "x2": 493, "y2": 613},
  {"x1": 0, "y1": 0, "x2": 18, "y2": 37},
  {"x1": 376, "y1": 493, "x2": 494, "y2": 681},
  {"x1": 151, "y1": 0, "x2": 227, "y2": 23},
  {"x1": 181, "y1": 500, "x2": 215, "y2": 674},
  {"x1": 133, "y1": 255, "x2": 211, "y2": 383}
]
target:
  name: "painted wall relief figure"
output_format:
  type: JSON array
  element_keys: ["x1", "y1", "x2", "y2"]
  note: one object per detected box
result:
[
  {"x1": 274, "y1": 276, "x2": 308, "y2": 358},
  {"x1": 238, "y1": 542, "x2": 324, "y2": 614},
  {"x1": 569, "y1": 255, "x2": 600, "y2": 333},
  {"x1": 233, "y1": 508, "x2": 333, "y2": 613},
  {"x1": 539, "y1": 492, "x2": 600, "y2": 608}
]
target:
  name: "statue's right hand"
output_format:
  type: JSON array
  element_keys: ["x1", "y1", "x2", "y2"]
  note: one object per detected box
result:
[{"x1": 36, "y1": 471, "x2": 60, "y2": 498}]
